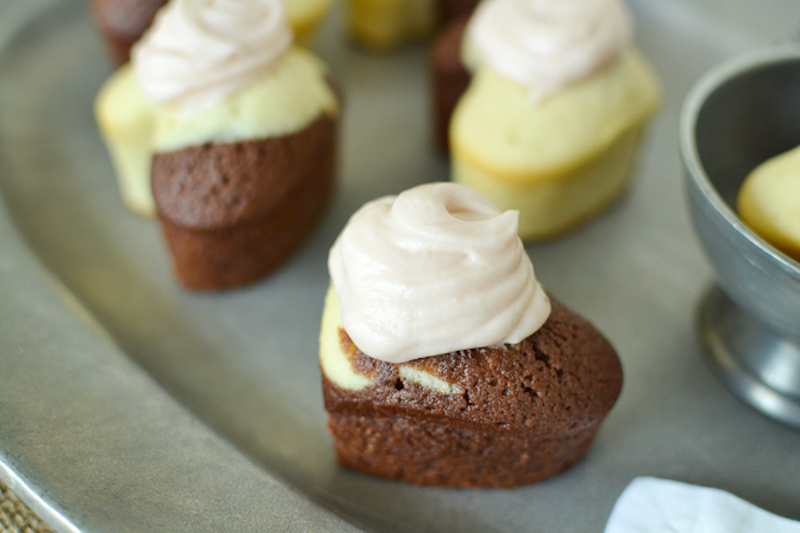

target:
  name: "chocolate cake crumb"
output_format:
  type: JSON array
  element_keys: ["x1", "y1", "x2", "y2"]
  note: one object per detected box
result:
[
  {"x1": 323, "y1": 297, "x2": 622, "y2": 487},
  {"x1": 152, "y1": 114, "x2": 337, "y2": 290}
]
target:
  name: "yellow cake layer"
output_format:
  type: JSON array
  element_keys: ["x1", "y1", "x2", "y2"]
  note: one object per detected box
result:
[
  {"x1": 347, "y1": 0, "x2": 435, "y2": 49},
  {"x1": 152, "y1": 48, "x2": 339, "y2": 152},
  {"x1": 95, "y1": 47, "x2": 339, "y2": 218},
  {"x1": 737, "y1": 145, "x2": 800, "y2": 262},
  {"x1": 455, "y1": 127, "x2": 644, "y2": 240},
  {"x1": 94, "y1": 65, "x2": 158, "y2": 217},
  {"x1": 319, "y1": 286, "x2": 463, "y2": 394},
  {"x1": 451, "y1": 47, "x2": 661, "y2": 185},
  {"x1": 287, "y1": 0, "x2": 333, "y2": 45}
]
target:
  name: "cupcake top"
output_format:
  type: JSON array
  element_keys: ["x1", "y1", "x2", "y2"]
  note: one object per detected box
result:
[
  {"x1": 466, "y1": 0, "x2": 633, "y2": 100},
  {"x1": 328, "y1": 182, "x2": 551, "y2": 363},
  {"x1": 114, "y1": 0, "x2": 338, "y2": 152},
  {"x1": 132, "y1": 0, "x2": 293, "y2": 112}
]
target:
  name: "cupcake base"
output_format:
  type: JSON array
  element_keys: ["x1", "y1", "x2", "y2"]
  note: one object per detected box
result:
[
  {"x1": 152, "y1": 114, "x2": 337, "y2": 291},
  {"x1": 325, "y1": 380, "x2": 602, "y2": 488},
  {"x1": 321, "y1": 291, "x2": 623, "y2": 487}
]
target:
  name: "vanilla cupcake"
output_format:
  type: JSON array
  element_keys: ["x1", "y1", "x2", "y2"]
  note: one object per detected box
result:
[
  {"x1": 91, "y1": 0, "x2": 332, "y2": 66},
  {"x1": 320, "y1": 183, "x2": 622, "y2": 487},
  {"x1": 96, "y1": 0, "x2": 340, "y2": 290},
  {"x1": 737, "y1": 145, "x2": 800, "y2": 262},
  {"x1": 347, "y1": 0, "x2": 479, "y2": 50},
  {"x1": 448, "y1": 0, "x2": 661, "y2": 240}
]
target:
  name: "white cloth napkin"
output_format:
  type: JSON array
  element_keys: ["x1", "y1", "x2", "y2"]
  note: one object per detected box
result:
[{"x1": 604, "y1": 477, "x2": 800, "y2": 533}]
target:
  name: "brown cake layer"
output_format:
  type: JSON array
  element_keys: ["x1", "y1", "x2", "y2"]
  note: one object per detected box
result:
[
  {"x1": 323, "y1": 297, "x2": 623, "y2": 487},
  {"x1": 91, "y1": 0, "x2": 167, "y2": 65},
  {"x1": 152, "y1": 114, "x2": 337, "y2": 291},
  {"x1": 429, "y1": 17, "x2": 471, "y2": 154}
]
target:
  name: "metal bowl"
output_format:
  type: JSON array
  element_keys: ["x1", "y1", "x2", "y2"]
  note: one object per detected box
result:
[{"x1": 681, "y1": 45, "x2": 800, "y2": 429}]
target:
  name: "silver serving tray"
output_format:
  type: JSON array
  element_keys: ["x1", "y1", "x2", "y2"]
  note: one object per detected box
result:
[{"x1": 1, "y1": 0, "x2": 799, "y2": 531}]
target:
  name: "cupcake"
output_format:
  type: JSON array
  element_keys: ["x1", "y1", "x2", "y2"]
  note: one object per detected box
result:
[
  {"x1": 93, "y1": 0, "x2": 341, "y2": 220},
  {"x1": 737, "y1": 144, "x2": 800, "y2": 263},
  {"x1": 91, "y1": 0, "x2": 333, "y2": 66},
  {"x1": 347, "y1": 0, "x2": 479, "y2": 50},
  {"x1": 320, "y1": 182, "x2": 623, "y2": 487},
  {"x1": 443, "y1": 0, "x2": 661, "y2": 240},
  {"x1": 96, "y1": 0, "x2": 340, "y2": 290}
]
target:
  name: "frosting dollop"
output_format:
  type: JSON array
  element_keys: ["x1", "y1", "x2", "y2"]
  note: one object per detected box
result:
[
  {"x1": 132, "y1": 0, "x2": 293, "y2": 111},
  {"x1": 467, "y1": 0, "x2": 633, "y2": 100},
  {"x1": 328, "y1": 182, "x2": 551, "y2": 363}
]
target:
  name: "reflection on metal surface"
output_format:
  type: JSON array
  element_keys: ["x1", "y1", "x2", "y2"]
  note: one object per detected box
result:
[{"x1": 698, "y1": 285, "x2": 800, "y2": 429}]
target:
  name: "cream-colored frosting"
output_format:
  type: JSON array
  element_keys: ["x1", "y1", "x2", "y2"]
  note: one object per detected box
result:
[
  {"x1": 152, "y1": 47, "x2": 338, "y2": 152},
  {"x1": 132, "y1": 0, "x2": 293, "y2": 112},
  {"x1": 328, "y1": 182, "x2": 551, "y2": 363},
  {"x1": 466, "y1": 0, "x2": 632, "y2": 100}
]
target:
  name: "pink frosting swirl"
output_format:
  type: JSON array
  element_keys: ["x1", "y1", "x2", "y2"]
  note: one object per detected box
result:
[
  {"x1": 467, "y1": 0, "x2": 633, "y2": 100},
  {"x1": 132, "y1": 0, "x2": 293, "y2": 110},
  {"x1": 328, "y1": 183, "x2": 551, "y2": 363}
]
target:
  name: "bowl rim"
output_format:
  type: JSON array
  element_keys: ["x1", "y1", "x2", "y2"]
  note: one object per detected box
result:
[{"x1": 679, "y1": 44, "x2": 800, "y2": 275}]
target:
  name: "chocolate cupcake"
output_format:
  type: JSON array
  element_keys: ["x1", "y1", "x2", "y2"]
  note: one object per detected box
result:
[
  {"x1": 151, "y1": 114, "x2": 337, "y2": 290},
  {"x1": 436, "y1": 0, "x2": 480, "y2": 26},
  {"x1": 96, "y1": 0, "x2": 341, "y2": 290},
  {"x1": 320, "y1": 183, "x2": 622, "y2": 487}
]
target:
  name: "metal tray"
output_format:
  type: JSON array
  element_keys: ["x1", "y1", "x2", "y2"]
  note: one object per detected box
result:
[{"x1": 1, "y1": 0, "x2": 799, "y2": 531}]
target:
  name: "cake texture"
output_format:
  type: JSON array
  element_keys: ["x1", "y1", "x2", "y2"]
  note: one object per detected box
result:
[
  {"x1": 321, "y1": 182, "x2": 622, "y2": 487},
  {"x1": 448, "y1": 0, "x2": 661, "y2": 240},
  {"x1": 152, "y1": 114, "x2": 336, "y2": 290},
  {"x1": 737, "y1": 144, "x2": 800, "y2": 262},
  {"x1": 321, "y1": 290, "x2": 622, "y2": 487}
]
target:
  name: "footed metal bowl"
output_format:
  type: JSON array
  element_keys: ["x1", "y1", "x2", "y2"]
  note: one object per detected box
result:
[{"x1": 681, "y1": 46, "x2": 800, "y2": 429}]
